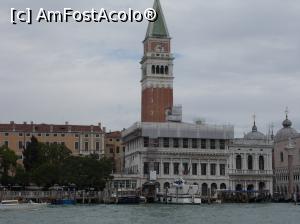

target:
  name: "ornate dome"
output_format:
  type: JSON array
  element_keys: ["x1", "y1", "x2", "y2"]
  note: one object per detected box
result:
[
  {"x1": 275, "y1": 116, "x2": 297, "y2": 142},
  {"x1": 244, "y1": 123, "x2": 266, "y2": 140}
]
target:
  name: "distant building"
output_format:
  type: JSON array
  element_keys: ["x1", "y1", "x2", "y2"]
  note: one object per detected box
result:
[
  {"x1": 123, "y1": 122, "x2": 234, "y2": 196},
  {"x1": 273, "y1": 113, "x2": 300, "y2": 198},
  {"x1": 228, "y1": 121, "x2": 273, "y2": 194},
  {"x1": 0, "y1": 121, "x2": 105, "y2": 158},
  {"x1": 105, "y1": 131, "x2": 125, "y2": 174}
]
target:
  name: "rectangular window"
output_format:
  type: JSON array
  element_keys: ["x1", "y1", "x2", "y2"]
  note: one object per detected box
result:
[
  {"x1": 280, "y1": 152, "x2": 284, "y2": 162},
  {"x1": 38, "y1": 133, "x2": 42, "y2": 137},
  {"x1": 61, "y1": 142, "x2": 65, "y2": 146},
  {"x1": 96, "y1": 134, "x2": 100, "y2": 138},
  {"x1": 75, "y1": 142, "x2": 79, "y2": 150},
  {"x1": 163, "y1": 138, "x2": 169, "y2": 148},
  {"x1": 116, "y1": 147, "x2": 120, "y2": 153},
  {"x1": 110, "y1": 148, "x2": 114, "y2": 153},
  {"x1": 201, "y1": 163, "x2": 207, "y2": 175},
  {"x1": 85, "y1": 134, "x2": 89, "y2": 138},
  {"x1": 220, "y1": 140, "x2": 225, "y2": 150},
  {"x1": 152, "y1": 138, "x2": 159, "y2": 147},
  {"x1": 210, "y1": 140, "x2": 216, "y2": 149},
  {"x1": 163, "y1": 162, "x2": 170, "y2": 175},
  {"x1": 84, "y1": 142, "x2": 89, "y2": 151},
  {"x1": 4, "y1": 133, "x2": 9, "y2": 136},
  {"x1": 18, "y1": 141, "x2": 23, "y2": 149},
  {"x1": 220, "y1": 164, "x2": 226, "y2": 176},
  {"x1": 192, "y1": 139, "x2": 197, "y2": 149},
  {"x1": 4, "y1": 141, "x2": 8, "y2": 147},
  {"x1": 143, "y1": 137, "x2": 149, "y2": 147},
  {"x1": 183, "y1": 138, "x2": 188, "y2": 148},
  {"x1": 46, "y1": 133, "x2": 49, "y2": 137},
  {"x1": 61, "y1": 134, "x2": 65, "y2": 137},
  {"x1": 75, "y1": 134, "x2": 79, "y2": 138},
  {"x1": 182, "y1": 163, "x2": 189, "y2": 175},
  {"x1": 173, "y1": 138, "x2": 179, "y2": 148},
  {"x1": 210, "y1": 163, "x2": 216, "y2": 176},
  {"x1": 173, "y1": 163, "x2": 179, "y2": 175},
  {"x1": 26, "y1": 133, "x2": 30, "y2": 137},
  {"x1": 154, "y1": 162, "x2": 160, "y2": 175},
  {"x1": 144, "y1": 162, "x2": 149, "y2": 175},
  {"x1": 192, "y1": 163, "x2": 197, "y2": 175},
  {"x1": 19, "y1": 133, "x2": 23, "y2": 137},
  {"x1": 53, "y1": 133, "x2": 57, "y2": 137},
  {"x1": 201, "y1": 139, "x2": 206, "y2": 149},
  {"x1": 96, "y1": 142, "x2": 100, "y2": 151}
]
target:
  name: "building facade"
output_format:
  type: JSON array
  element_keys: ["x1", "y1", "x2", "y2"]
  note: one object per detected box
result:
[
  {"x1": 123, "y1": 122, "x2": 234, "y2": 196},
  {"x1": 105, "y1": 131, "x2": 125, "y2": 174},
  {"x1": 0, "y1": 121, "x2": 105, "y2": 158},
  {"x1": 228, "y1": 122, "x2": 273, "y2": 194},
  {"x1": 273, "y1": 114, "x2": 300, "y2": 198}
]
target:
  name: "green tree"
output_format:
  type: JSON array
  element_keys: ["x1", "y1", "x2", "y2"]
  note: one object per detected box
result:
[
  {"x1": 0, "y1": 146, "x2": 18, "y2": 185},
  {"x1": 22, "y1": 136, "x2": 46, "y2": 171}
]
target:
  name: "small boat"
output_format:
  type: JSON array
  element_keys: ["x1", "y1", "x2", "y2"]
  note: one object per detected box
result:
[
  {"x1": 158, "y1": 178, "x2": 202, "y2": 204},
  {"x1": 0, "y1": 200, "x2": 48, "y2": 210}
]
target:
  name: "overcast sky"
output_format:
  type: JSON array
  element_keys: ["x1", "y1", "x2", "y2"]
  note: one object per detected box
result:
[{"x1": 1, "y1": 0, "x2": 300, "y2": 137}]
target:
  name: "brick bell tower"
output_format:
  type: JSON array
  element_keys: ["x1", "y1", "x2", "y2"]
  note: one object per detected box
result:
[{"x1": 141, "y1": 0, "x2": 174, "y2": 122}]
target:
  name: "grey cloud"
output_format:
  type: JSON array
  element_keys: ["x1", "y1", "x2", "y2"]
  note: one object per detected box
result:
[{"x1": 0, "y1": 0, "x2": 299, "y2": 137}]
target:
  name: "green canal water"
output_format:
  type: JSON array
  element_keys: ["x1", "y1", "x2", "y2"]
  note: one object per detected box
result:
[{"x1": 0, "y1": 203, "x2": 299, "y2": 224}]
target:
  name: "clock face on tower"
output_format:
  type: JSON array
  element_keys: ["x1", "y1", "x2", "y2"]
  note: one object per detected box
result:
[{"x1": 155, "y1": 44, "x2": 164, "y2": 53}]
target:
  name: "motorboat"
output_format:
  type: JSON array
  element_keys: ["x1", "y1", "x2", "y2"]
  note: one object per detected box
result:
[
  {"x1": 0, "y1": 200, "x2": 48, "y2": 210},
  {"x1": 157, "y1": 178, "x2": 202, "y2": 204}
]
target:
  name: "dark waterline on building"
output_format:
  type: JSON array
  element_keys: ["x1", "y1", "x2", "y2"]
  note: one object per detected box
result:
[{"x1": 0, "y1": 203, "x2": 300, "y2": 224}]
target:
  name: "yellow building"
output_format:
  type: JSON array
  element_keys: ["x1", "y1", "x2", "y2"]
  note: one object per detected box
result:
[
  {"x1": 0, "y1": 121, "x2": 105, "y2": 159},
  {"x1": 105, "y1": 131, "x2": 124, "y2": 174}
]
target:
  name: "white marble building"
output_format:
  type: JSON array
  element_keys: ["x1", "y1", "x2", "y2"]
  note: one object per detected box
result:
[
  {"x1": 228, "y1": 122, "x2": 273, "y2": 194},
  {"x1": 122, "y1": 122, "x2": 234, "y2": 197}
]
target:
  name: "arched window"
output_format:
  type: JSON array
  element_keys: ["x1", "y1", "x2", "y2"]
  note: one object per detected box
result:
[
  {"x1": 259, "y1": 182, "x2": 265, "y2": 192},
  {"x1": 248, "y1": 155, "x2": 253, "y2": 170},
  {"x1": 259, "y1": 155, "x2": 264, "y2": 170},
  {"x1": 156, "y1": 65, "x2": 160, "y2": 74},
  {"x1": 236, "y1": 184, "x2": 243, "y2": 191},
  {"x1": 155, "y1": 182, "x2": 160, "y2": 191},
  {"x1": 163, "y1": 182, "x2": 170, "y2": 189},
  {"x1": 201, "y1": 183, "x2": 208, "y2": 196},
  {"x1": 152, "y1": 65, "x2": 155, "y2": 74},
  {"x1": 160, "y1": 66, "x2": 164, "y2": 74},
  {"x1": 165, "y1": 66, "x2": 169, "y2": 74},
  {"x1": 236, "y1": 155, "x2": 242, "y2": 170},
  {"x1": 220, "y1": 183, "x2": 226, "y2": 190},
  {"x1": 247, "y1": 184, "x2": 254, "y2": 191},
  {"x1": 211, "y1": 183, "x2": 218, "y2": 196}
]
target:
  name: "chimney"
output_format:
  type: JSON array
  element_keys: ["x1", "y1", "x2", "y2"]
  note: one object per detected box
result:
[
  {"x1": 98, "y1": 122, "x2": 101, "y2": 128},
  {"x1": 90, "y1": 125, "x2": 94, "y2": 132},
  {"x1": 65, "y1": 121, "x2": 69, "y2": 125},
  {"x1": 10, "y1": 121, "x2": 14, "y2": 125},
  {"x1": 30, "y1": 121, "x2": 33, "y2": 125},
  {"x1": 50, "y1": 125, "x2": 53, "y2": 132},
  {"x1": 102, "y1": 126, "x2": 106, "y2": 133},
  {"x1": 23, "y1": 122, "x2": 27, "y2": 125}
]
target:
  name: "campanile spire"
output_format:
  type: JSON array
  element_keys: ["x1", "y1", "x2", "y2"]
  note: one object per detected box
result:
[{"x1": 141, "y1": 0, "x2": 174, "y2": 122}]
